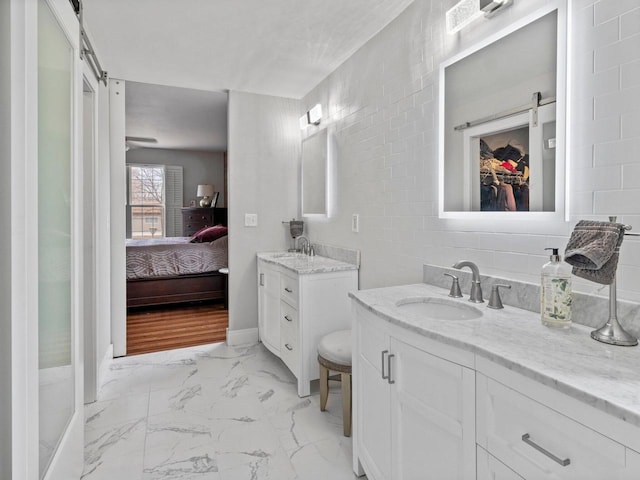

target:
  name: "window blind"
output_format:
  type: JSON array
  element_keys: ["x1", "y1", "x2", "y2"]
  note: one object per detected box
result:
[{"x1": 165, "y1": 165, "x2": 183, "y2": 237}]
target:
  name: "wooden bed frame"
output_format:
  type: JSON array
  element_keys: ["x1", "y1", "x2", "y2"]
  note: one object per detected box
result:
[{"x1": 126, "y1": 271, "x2": 226, "y2": 309}]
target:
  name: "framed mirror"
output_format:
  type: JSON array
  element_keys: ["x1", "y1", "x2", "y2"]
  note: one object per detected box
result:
[
  {"x1": 301, "y1": 128, "x2": 330, "y2": 217},
  {"x1": 438, "y1": 3, "x2": 568, "y2": 222}
]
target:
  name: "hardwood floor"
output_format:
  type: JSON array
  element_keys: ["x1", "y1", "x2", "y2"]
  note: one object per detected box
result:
[{"x1": 127, "y1": 301, "x2": 228, "y2": 356}]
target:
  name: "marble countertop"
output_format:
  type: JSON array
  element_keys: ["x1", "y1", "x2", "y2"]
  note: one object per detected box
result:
[
  {"x1": 257, "y1": 251, "x2": 358, "y2": 275},
  {"x1": 350, "y1": 283, "x2": 640, "y2": 428}
]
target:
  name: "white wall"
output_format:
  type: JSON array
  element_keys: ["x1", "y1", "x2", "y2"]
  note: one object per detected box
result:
[
  {"x1": 227, "y1": 91, "x2": 300, "y2": 333},
  {"x1": 0, "y1": 0, "x2": 12, "y2": 475},
  {"x1": 299, "y1": 0, "x2": 640, "y2": 303},
  {"x1": 126, "y1": 148, "x2": 226, "y2": 207}
]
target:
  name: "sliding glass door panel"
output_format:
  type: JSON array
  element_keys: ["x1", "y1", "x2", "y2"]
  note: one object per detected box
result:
[{"x1": 37, "y1": 0, "x2": 75, "y2": 476}]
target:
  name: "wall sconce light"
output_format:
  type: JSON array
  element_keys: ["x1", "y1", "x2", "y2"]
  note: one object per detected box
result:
[
  {"x1": 446, "y1": 0, "x2": 512, "y2": 34},
  {"x1": 299, "y1": 104, "x2": 323, "y2": 129},
  {"x1": 197, "y1": 184, "x2": 214, "y2": 207}
]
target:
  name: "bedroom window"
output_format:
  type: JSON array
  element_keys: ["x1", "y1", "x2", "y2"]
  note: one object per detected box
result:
[{"x1": 129, "y1": 165, "x2": 165, "y2": 238}]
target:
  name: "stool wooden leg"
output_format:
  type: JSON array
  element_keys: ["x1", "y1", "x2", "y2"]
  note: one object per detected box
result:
[
  {"x1": 341, "y1": 372, "x2": 352, "y2": 437},
  {"x1": 319, "y1": 363, "x2": 329, "y2": 411}
]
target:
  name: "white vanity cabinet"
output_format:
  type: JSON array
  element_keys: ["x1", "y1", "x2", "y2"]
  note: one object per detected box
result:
[
  {"x1": 257, "y1": 257, "x2": 357, "y2": 397},
  {"x1": 351, "y1": 281, "x2": 640, "y2": 480},
  {"x1": 353, "y1": 303, "x2": 476, "y2": 480},
  {"x1": 476, "y1": 359, "x2": 640, "y2": 480},
  {"x1": 257, "y1": 262, "x2": 281, "y2": 354},
  {"x1": 477, "y1": 446, "x2": 524, "y2": 480}
]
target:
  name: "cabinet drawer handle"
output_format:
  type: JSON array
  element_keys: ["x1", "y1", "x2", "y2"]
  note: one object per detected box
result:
[
  {"x1": 284, "y1": 287, "x2": 293, "y2": 293},
  {"x1": 381, "y1": 350, "x2": 389, "y2": 380},
  {"x1": 387, "y1": 354, "x2": 395, "y2": 384},
  {"x1": 259, "y1": 273, "x2": 264, "y2": 286},
  {"x1": 521, "y1": 433, "x2": 570, "y2": 467},
  {"x1": 285, "y1": 343, "x2": 293, "y2": 351},
  {"x1": 284, "y1": 315, "x2": 293, "y2": 322}
]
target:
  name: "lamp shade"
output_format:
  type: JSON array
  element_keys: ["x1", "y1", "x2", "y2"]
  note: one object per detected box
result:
[{"x1": 197, "y1": 184, "x2": 214, "y2": 197}]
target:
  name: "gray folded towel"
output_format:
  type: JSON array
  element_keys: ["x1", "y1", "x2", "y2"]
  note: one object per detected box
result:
[{"x1": 564, "y1": 220, "x2": 625, "y2": 285}]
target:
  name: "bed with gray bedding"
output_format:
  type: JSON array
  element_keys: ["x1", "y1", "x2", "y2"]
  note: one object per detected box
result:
[{"x1": 125, "y1": 235, "x2": 228, "y2": 308}]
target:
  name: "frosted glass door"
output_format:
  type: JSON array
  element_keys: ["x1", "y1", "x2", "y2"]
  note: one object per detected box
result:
[{"x1": 38, "y1": 0, "x2": 75, "y2": 476}]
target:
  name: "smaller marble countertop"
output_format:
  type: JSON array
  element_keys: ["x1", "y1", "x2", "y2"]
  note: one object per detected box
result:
[
  {"x1": 257, "y1": 251, "x2": 358, "y2": 275},
  {"x1": 350, "y1": 283, "x2": 640, "y2": 428}
]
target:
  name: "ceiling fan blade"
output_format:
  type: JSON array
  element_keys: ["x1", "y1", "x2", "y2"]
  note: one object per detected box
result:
[{"x1": 125, "y1": 136, "x2": 158, "y2": 143}]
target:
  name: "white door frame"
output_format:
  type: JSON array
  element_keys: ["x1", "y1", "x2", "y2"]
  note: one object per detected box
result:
[
  {"x1": 9, "y1": 0, "x2": 41, "y2": 476},
  {"x1": 82, "y1": 66, "x2": 99, "y2": 404},
  {"x1": 109, "y1": 78, "x2": 127, "y2": 358}
]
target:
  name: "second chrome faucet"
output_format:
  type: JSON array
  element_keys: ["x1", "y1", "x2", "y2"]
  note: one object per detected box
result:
[{"x1": 452, "y1": 260, "x2": 484, "y2": 303}]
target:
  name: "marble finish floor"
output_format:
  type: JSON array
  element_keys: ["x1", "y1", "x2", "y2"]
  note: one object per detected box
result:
[{"x1": 82, "y1": 341, "x2": 362, "y2": 480}]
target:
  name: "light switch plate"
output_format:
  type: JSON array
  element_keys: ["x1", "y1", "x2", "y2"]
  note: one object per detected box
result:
[
  {"x1": 352, "y1": 214, "x2": 359, "y2": 233},
  {"x1": 245, "y1": 213, "x2": 258, "y2": 227}
]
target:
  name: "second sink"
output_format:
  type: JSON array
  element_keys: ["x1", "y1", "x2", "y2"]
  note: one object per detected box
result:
[{"x1": 395, "y1": 297, "x2": 483, "y2": 320}]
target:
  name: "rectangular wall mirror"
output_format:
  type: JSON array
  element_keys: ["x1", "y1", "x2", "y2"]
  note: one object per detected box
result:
[
  {"x1": 438, "y1": 3, "x2": 567, "y2": 222},
  {"x1": 301, "y1": 128, "x2": 329, "y2": 217}
]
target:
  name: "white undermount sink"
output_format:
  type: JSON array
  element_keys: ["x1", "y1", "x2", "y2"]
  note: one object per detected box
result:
[{"x1": 395, "y1": 297, "x2": 483, "y2": 320}]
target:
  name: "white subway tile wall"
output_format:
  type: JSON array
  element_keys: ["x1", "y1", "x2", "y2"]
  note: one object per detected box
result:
[{"x1": 299, "y1": 0, "x2": 640, "y2": 302}]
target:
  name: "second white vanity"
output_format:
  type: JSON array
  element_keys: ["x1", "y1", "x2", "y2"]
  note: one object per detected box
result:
[
  {"x1": 257, "y1": 251, "x2": 358, "y2": 397},
  {"x1": 351, "y1": 283, "x2": 640, "y2": 480}
]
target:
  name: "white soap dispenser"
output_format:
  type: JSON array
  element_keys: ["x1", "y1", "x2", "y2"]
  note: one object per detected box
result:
[{"x1": 541, "y1": 247, "x2": 572, "y2": 329}]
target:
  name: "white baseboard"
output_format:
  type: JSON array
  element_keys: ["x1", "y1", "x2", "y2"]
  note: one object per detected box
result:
[
  {"x1": 98, "y1": 344, "x2": 113, "y2": 386},
  {"x1": 226, "y1": 327, "x2": 259, "y2": 346}
]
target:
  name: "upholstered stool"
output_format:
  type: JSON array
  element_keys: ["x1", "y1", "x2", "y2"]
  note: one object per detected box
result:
[{"x1": 317, "y1": 329, "x2": 352, "y2": 437}]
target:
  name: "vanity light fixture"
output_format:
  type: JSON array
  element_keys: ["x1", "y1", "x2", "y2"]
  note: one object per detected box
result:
[
  {"x1": 446, "y1": 0, "x2": 513, "y2": 34},
  {"x1": 480, "y1": 0, "x2": 513, "y2": 17},
  {"x1": 308, "y1": 104, "x2": 322, "y2": 125},
  {"x1": 299, "y1": 104, "x2": 323, "y2": 129}
]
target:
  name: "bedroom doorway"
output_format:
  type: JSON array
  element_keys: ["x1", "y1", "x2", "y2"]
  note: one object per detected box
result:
[{"x1": 114, "y1": 80, "x2": 230, "y2": 356}]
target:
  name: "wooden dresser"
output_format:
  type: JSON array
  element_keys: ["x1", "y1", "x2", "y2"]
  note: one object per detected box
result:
[{"x1": 181, "y1": 207, "x2": 227, "y2": 236}]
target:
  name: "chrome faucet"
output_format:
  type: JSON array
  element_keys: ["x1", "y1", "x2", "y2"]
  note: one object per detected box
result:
[
  {"x1": 296, "y1": 236, "x2": 310, "y2": 254},
  {"x1": 452, "y1": 260, "x2": 484, "y2": 303}
]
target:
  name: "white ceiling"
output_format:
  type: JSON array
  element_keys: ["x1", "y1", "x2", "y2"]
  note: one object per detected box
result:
[
  {"x1": 84, "y1": 0, "x2": 415, "y2": 151},
  {"x1": 125, "y1": 81, "x2": 228, "y2": 151},
  {"x1": 83, "y1": 0, "x2": 415, "y2": 99}
]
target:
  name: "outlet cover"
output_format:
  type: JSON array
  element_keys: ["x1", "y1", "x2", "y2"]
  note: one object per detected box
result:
[
  {"x1": 352, "y1": 214, "x2": 359, "y2": 233},
  {"x1": 245, "y1": 213, "x2": 258, "y2": 227}
]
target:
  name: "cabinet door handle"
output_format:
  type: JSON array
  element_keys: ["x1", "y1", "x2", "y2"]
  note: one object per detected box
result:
[
  {"x1": 259, "y1": 273, "x2": 264, "y2": 286},
  {"x1": 285, "y1": 343, "x2": 293, "y2": 351},
  {"x1": 387, "y1": 354, "x2": 395, "y2": 384},
  {"x1": 521, "y1": 433, "x2": 570, "y2": 467},
  {"x1": 284, "y1": 315, "x2": 293, "y2": 322},
  {"x1": 381, "y1": 350, "x2": 389, "y2": 380},
  {"x1": 284, "y1": 287, "x2": 293, "y2": 293}
]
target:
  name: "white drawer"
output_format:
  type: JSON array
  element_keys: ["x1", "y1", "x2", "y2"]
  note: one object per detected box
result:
[
  {"x1": 280, "y1": 272, "x2": 298, "y2": 307},
  {"x1": 280, "y1": 301, "x2": 298, "y2": 338},
  {"x1": 280, "y1": 302, "x2": 299, "y2": 376},
  {"x1": 477, "y1": 375, "x2": 626, "y2": 480}
]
